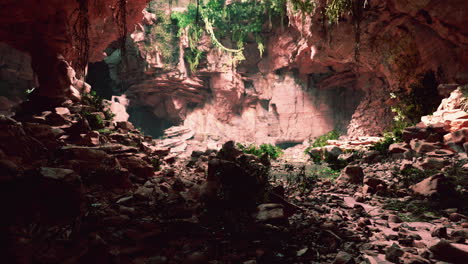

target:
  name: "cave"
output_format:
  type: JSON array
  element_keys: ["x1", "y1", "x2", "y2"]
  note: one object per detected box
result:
[{"x1": 0, "y1": 0, "x2": 468, "y2": 263}]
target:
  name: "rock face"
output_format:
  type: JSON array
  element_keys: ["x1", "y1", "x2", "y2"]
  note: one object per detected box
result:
[
  {"x1": 0, "y1": 0, "x2": 149, "y2": 101},
  {"x1": 114, "y1": 0, "x2": 467, "y2": 147}
]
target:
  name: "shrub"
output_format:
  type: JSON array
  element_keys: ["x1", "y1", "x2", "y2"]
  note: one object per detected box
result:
[
  {"x1": 82, "y1": 112, "x2": 104, "y2": 130},
  {"x1": 81, "y1": 91, "x2": 115, "y2": 121},
  {"x1": 370, "y1": 132, "x2": 398, "y2": 154},
  {"x1": 236, "y1": 143, "x2": 283, "y2": 160},
  {"x1": 311, "y1": 130, "x2": 340, "y2": 148}
]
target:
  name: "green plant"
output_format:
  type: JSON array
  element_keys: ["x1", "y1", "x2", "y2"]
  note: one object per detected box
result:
[
  {"x1": 398, "y1": 167, "x2": 437, "y2": 187},
  {"x1": 97, "y1": 128, "x2": 112, "y2": 134},
  {"x1": 286, "y1": 164, "x2": 340, "y2": 192},
  {"x1": 143, "y1": 6, "x2": 180, "y2": 67},
  {"x1": 370, "y1": 132, "x2": 399, "y2": 154},
  {"x1": 236, "y1": 143, "x2": 284, "y2": 160},
  {"x1": 81, "y1": 91, "x2": 115, "y2": 120},
  {"x1": 324, "y1": 0, "x2": 353, "y2": 24},
  {"x1": 171, "y1": 0, "x2": 287, "y2": 70},
  {"x1": 311, "y1": 130, "x2": 340, "y2": 148},
  {"x1": 82, "y1": 111, "x2": 104, "y2": 130},
  {"x1": 383, "y1": 199, "x2": 443, "y2": 222}
]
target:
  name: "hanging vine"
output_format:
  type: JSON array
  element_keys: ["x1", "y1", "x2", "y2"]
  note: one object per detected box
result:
[
  {"x1": 115, "y1": 0, "x2": 128, "y2": 92},
  {"x1": 72, "y1": 0, "x2": 90, "y2": 78}
]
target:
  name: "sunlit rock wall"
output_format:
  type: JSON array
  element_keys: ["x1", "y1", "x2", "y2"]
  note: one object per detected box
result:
[{"x1": 183, "y1": 71, "x2": 363, "y2": 145}]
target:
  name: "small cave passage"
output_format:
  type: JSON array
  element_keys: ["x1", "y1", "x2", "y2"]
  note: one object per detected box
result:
[
  {"x1": 127, "y1": 105, "x2": 176, "y2": 138},
  {"x1": 275, "y1": 141, "x2": 302, "y2": 149},
  {"x1": 307, "y1": 72, "x2": 364, "y2": 133},
  {"x1": 86, "y1": 61, "x2": 114, "y2": 100}
]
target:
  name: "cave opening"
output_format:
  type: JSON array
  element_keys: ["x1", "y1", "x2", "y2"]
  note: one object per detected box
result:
[{"x1": 1, "y1": 1, "x2": 467, "y2": 263}]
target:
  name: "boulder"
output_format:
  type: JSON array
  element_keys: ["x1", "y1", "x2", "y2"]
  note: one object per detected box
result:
[
  {"x1": 336, "y1": 165, "x2": 364, "y2": 184},
  {"x1": 451, "y1": 128, "x2": 468, "y2": 145},
  {"x1": 0, "y1": 159, "x2": 19, "y2": 182},
  {"x1": 117, "y1": 155, "x2": 154, "y2": 178},
  {"x1": 414, "y1": 157, "x2": 446, "y2": 170},
  {"x1": 429, "y1": 239, "x2": 468, "y2": 264},
  {"x1": 35, "y1": 167, "x2": 83, "y2": 222},
  {"x1": 0, "y1": 116, "x2": 47, "y2": 162},
  {"x1": 255, "y1": 203, "x2": 286, "y2": 224},
  {"x1": 411, "y1": 174, "x2": 453, "y2": 197},
  {"x1": 402, "y1": 127, "x2": 429, "y2": 143},
  {"x1": 116, "y1": 121, "x2": 135, "y2": 131},
  {"x1": 409, "y1": 139, "x2": 439, "y2": 154},
  {"x1": 332, "y1": 251, "x2": 355, "y2": 264},
  {"x1": 385, "y1": 243, "x2": 404, "y2": 263},
  {"x1": 323, "y1": 145, "x2": 342, "y2": 161},
  {"x1": 388, "y1": 142, "x2": 410, "y2": 154}
]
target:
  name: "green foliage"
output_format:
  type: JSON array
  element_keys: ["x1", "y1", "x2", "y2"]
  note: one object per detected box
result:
[
  {"x1": 81, "y1": 91, "x2": 115, "y2": 120},
  {"x1": 324, "y1": 0, "x2": 352, "y2": 24},
  {"x1": 171, "y1": 0, "x2": 287, "y2": 70},
  {"x1": 185, "y1": 48, "x2": 205, "y2": 73},
  {"x1": 370, "y1": 132, "x2": 399, "y2": 154},
  {"x1": 383, "y1": 199, "x2": 443, "y2": 222},
  {"x1": 290, "y1": 0, "x2": 316, "y2": 14},
  {"x1": 236, "y1": 143, "x2": 283, "y2": 160},
  {"x1": 97, "y1": 128, "x2": 112, "y2": 134},
  {"x1": 82, "y1": 112, "x2": 104, "y2": 130},
  {"x1": 143, "y1": 4, "x2": 180, "y2": 67},
  {"x1": 310, "y1": 130, "x2": 340, "y2": 148},
  {"x1": 285, "y1": 164, "x2": 340, "y2": 193},
  {"x1": 398, "y1": 167, "x2": 437, "y2": 187}
]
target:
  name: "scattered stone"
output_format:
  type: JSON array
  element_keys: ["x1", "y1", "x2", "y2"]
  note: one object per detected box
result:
[
  {"x1": 431, "y1": 226, "x2": 448, "y2": 238},
  {"x1": 388, "y1": 215, "x2": 402, "y2": 223},
  {"x1": 385, "y1": 243, "x2": 404, "y2": 263},
  {"x1": 255, "y1": 203, "x2": 286, "y2": 224},
  {"x1": 332, "y1": 251, "x2": 355, "y2": 264}
]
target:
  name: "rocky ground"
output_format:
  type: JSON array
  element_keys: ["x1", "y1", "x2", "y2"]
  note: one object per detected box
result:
[{"x1": 0, "y1": 88, "x2": 467, "y2": 264}]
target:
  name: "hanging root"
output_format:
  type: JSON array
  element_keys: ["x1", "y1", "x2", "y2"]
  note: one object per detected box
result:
[
  {"x1": 115, "y1": 0, "x2": 128, "y2": 92},
  {"x1": 72, "y1": 0, "x2": 90, "y2": 78}
]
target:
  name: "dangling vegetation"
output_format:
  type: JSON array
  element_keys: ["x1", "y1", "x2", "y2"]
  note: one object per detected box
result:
[
  {"x1": 143, "y1": 8, "x2": 180, "y2": 68},
  {"x1": 171, "y1": 0, "x2": 288, "y2": 72},
  {"x1": 115, "y1": 0, "x2": 128, "y2": 92},
  {"x1": 72, "y1": 0, "x2": 90, "y2": 78}
]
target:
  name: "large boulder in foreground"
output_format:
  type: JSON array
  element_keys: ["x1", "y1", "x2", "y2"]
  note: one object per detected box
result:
[
  {"x1": 202, "y1": 141, "x2": 270, "y2": 213},
  {"x1": 1, "y1": 167, "x2": 83, "y2": 225},
  {"x1": 429, "y1": 239, "x2": 468, "y2": 264}
]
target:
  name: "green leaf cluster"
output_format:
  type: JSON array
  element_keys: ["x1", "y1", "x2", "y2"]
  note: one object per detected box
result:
[
  {"x1": 310, "y1": 130, "x2": 340, "y2": 148},
  {"x1": 171, "y1": 0, "x2": 288, "y2": 71},
  {"x1": 236, "y1": 142, "x2": 284, "y2": 160},
  {"x1": 81, "y1": 91, "x2": 115, "y2": 121}
]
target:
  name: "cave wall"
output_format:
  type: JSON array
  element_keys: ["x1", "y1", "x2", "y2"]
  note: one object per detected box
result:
[
  {"x1": 0, "y1": 43, "x2": 35, "y2": 115},
  {"x1": 0, "y1": 0, "x2": 149, "y2": 101},
  {"x1": 182, "y1": 70, "x2": 363, "y2": 145}
]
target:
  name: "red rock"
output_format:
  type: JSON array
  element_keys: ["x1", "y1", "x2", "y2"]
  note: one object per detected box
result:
[
  {"x1": 388, "y1": 143, "x2": 410, "y2": 154},
  {"x1": 117, "y1": 155, "x2": 154, "y2": 178},
  {"x1": 409, "y1": 139, "x2": 439, "y2": 154},
  {"x1": 414, "y1": 157, "x2": 446, "y2": 170},
  {"x1": 411, "y1": 174, "x2": 452, "y2": 197},
  {"x1": 336, "y1": 165, "x2": 364, "y2": 185},
  {"x1": 451, "y1": 128, "x2": 468, "y2": 144},
  {"x1": 431, "y1": 226, "x2": 448, "y2": 238},
  {"x1": 429, "y1": 239, "x2": 468, "y2": 263}
]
